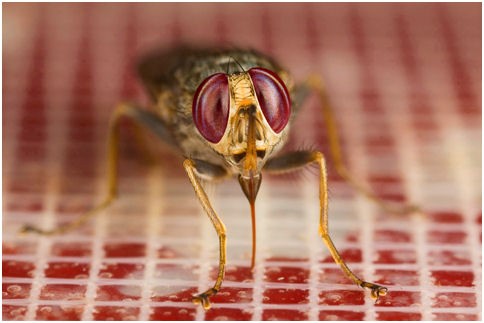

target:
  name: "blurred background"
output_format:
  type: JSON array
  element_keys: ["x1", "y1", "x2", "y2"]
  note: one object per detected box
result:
[{"x1": 3, "y1": 3, "x2": 481, "y2": 321}]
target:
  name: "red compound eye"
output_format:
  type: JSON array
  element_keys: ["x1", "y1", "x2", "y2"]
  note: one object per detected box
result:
[
  {"x1": 192, "y1": 73, "x2": 230, "y2": 143},
  {"x1": 248, "y1": 67, "x2": 291, "y2": 133}
]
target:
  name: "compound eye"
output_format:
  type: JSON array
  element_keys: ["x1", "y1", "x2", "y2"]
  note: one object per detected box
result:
[
  {"x1": 248, "y1": 67, "x2": 291, "y2": 133},
  {"x1": 192, "y1": 73, "x2": 230, "y2": 143}
]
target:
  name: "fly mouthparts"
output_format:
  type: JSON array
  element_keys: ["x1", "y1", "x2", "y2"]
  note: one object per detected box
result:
[{"x1": 238, "y1": 174, "x2": 262, "y2": 203}]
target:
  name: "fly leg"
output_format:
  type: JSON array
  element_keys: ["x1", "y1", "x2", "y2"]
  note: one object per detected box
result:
[
  {"x1": 294, "y1": 76, "x2": 420, "y2": 215},
  {"x1": 183, "y1": 159, "x2": 228, "y2": 310},
  {"x1": 265, "y1": 151, "x2": 387, "y2": 301},
  {"x1": 20, "y1": 103, "x2": 174, "y2": 235}
]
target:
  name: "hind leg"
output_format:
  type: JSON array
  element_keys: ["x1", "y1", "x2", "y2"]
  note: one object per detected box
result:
[{"x1": 20, "y1": 103, "x2": 173, "y2": 235}]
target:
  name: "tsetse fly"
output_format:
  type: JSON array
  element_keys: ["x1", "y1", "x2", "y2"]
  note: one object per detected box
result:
[{"x1": 22, "y1": 47, "x2": 418, "y2": 310}]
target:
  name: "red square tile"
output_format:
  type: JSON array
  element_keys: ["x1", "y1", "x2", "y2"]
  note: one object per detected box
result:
[
  {"x1": 3, "y1": 305, "x2": 28, "y2": 320},
  {"x1": 264, "y1": 266, "x2": 309, "y2": 284},
  {"x1": 429, "y1": 211, "x2": 463, "y2": 223},
  {"x1": 156, "y1": 263, "x2": 198, "y2": 281},
  {"x1": 151, "y1": 286, "x2": 198, "y2": 302},
  {"x1": 2, "y1": 283, "x2": 31, "y2": 299},
  {"x1": 319, "y1": 290, "x2": 365, "y2": 305},
  {"x1": 103, "y1": 242, "x2": 146, "y2": 257},
  {"x1": 92, "y1": 306, "x2": 140, "y2": 320},
  {"x1": 374, "y1": 229, "x2": 412, "y2": 243},
  {"x1": 427, "y1": 249, "x2": 471, "y2": 266},
  {"x1": 39, "y1": 284, "x2": 86, "y2": 300},
  {"x1": 319, "y1": 310, "x2": 365, "y2": 320},
  {"x1": 205, "y1": 307, "x2": 253, "y2": 321},
  {"x1": 376, "y1": 311, "x2": 421, "y2": 320},
  {"x1": 374, "y1": 269, "x2": 419, "y2": 286},
  {"x1": 35, "y1": 305, "x2": 84, "y2": 320},
  {"x1": 95, "y1": 285, "x2": 142, "y2": 301},
  {"x1": 319, "y1": 267, "x2": 362, "y2": 285},
  {"x1": 368, "y1": 175, "x2": 402, "y2": 185},
  {"x1": 432, "y1": 313, "x2": 478, "y2": 320},
  {"x1": 8, "y1": 174, "x2": 45, "y2": 193},
  {"x1": 262, "y1": 288, "x2": 309, "y2": 304},
  {"x1": 266, "y1": 255, "x2": 309, "y2": 262},
  {"x1": 44, "y1": 262, "x2": 90, "y2": 279},
  {"x1": 427, "y1": 230, "x2": 466, "y2": 244},
  {"x1": 3, "y1": 241, "x2": 37, "y2": 255},
  {"x1": 59, "y1": 177, "x2": 97, "y2": 194},
  {"x1": 432, "y1": 292, "x2": 477, "y2": 307},
  {"x1": 3, "y1": 260, "x2": 35, "y2": 278},
  {"x1": 321, "y1": 248, "x2": 362, "y2": 263},
  {"x1": 99, "y1": 262, "x2": 144, "y2": 279},
  {"x1": 375, "y1": 291, "x2": 420, "y2": 307},
  {"x1": 51, "y1": 242, "x2": 92, "y2": 257},
  {"x1": 375, "y1": 249, "x2": 416, "y2": 264},
  {"x1": 6, "y1": 198, "x2": 43, "y2": 212},
  {"x1": 224, "y1": 265, "x2": 253, "y2": 283},
  {"x1": 157, "y1": 245, "x2": 182, "y2": 259},
  {"x1": 19, "y1": 127, "x2": 46, "y2": 142},
  {"x1": 55, "y1": 198, "x2": 95, "y2": 214},
  {"x1": 209, "y1": 287, "x2": 253, "y2": 304},
  {"x1": 149, "y1": 306, "x2": 196, "y2": 320},
  {"x1": 262, "y1": 309, "x2": 308, "y2": 320},
  {"x1": 431, "y1": 270, "x2": 474, "y2": 287}
]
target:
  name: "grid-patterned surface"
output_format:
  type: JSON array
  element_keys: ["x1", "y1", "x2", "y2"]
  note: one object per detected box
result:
[{"x1": 2, "y1": 3, "x2": 481, "y2": 321}]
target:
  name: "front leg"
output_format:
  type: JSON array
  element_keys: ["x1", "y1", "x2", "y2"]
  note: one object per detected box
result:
[
  {"x1": 265, "y1": 151, "x2": 387, "y2": 301},
  {"x1": 183, "y1": 159, "x2": 227, "y2": 310}
]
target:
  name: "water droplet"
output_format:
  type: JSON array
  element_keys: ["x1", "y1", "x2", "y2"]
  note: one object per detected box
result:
[
  {"x1": 289, "y1": 275, "x2": 298, "y2": 282},
  {"x1": 10, "y1": 308, "x2": 24, "y2": 316},
  {"x1": 277, "y1": 276, "x2": 285, "y2": 281},
  {"x1": 74, "y1": 274, "x2": 88, "y2": 279},
  {"x1": 328, "y1": 293, "x2": 341, "y2": 302},
  {"x1": 99, "y1": 272, "x2": 113, "y2": 278},
  {"x1": 116, "y1": 308, "x2": 127, "y2": 314},
  {"x1": 39, "y1": 306, "x2": 52, "y2": 313},
  {"x1": 214, "y1": 316, "x2": 229, "y2": 321},
  {"x1": 266, "y1": 266, "x2": 281, "y2": 273},
  {"x1": 178, "y1": 309, "x2": 188, "y2": 315},
  {"x1": 7, "y1": 285, "x2": 22, "y2": 294}
]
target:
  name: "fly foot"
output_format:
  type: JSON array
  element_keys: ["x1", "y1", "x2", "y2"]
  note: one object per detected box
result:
[
  {"x1": 192, "y1": 288, "x2": 217, "y2": 310},
  {"x1": 360, "y1": 281, "x2": 388, "y2": 303}
]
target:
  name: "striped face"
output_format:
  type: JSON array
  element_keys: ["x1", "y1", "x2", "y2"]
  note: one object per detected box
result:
[{"x1": 192, "y1": 67, "x2": 291, "y2": 176}]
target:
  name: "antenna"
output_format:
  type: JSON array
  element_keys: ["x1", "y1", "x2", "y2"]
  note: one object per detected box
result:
[
  {"x1": 225, "y1": 56, "x2": 232, "y2": 74},
  {"x1": 231, "y1": 55, "x2": 246, "y2": 73}
]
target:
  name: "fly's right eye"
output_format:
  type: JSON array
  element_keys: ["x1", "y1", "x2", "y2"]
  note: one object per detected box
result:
[{"x1": 192, "y1": 73, "x2": 230, "y2": 143}]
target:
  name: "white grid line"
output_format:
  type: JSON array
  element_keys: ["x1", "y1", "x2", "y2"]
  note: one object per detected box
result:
[
  {"x1": 251, "y1": 175, "x2": 270, "y2": 321},
  {"x1": 22, "y1": 16, "x2": 69, "y2": 319},
  {"x1": 305, "y1": 179, "x2": 321, "y2": 321}
]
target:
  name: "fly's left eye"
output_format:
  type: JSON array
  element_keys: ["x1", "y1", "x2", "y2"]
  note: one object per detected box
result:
[
  {"x1": 248, "y1": 67, "x2": 291, "y2": 133},
  {"x1": 192, "y1": 73, "x2": 230, "y2": 143}
]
